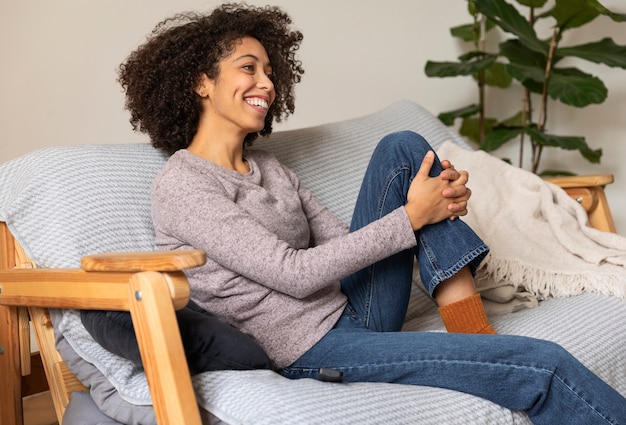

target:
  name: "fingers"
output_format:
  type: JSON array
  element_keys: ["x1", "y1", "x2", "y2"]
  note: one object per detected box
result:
[
  {"x1": 447, "y1": 199, "x2": 469, "y2": 216},
  {"x1": 442, "y1": 168, "x2": 469, "y2": 200},
  {"x1": 407, "y1": 152, "x2": 472, "y2": 228},
  {"x1": 440, "y1": 168, "x2": 468, "y2": 183},
  {"x1": 446, "y1": 187, "x2": 471, "y2": 220},
  {"x1": 441, "y1": 159, "x2": 457, "y2": 172},
  {"x1": 442, "y1": 184, "x2": 471, "y2": 199},
  {"x1": 438, "y1": 157, "x2": 471, "y2": 214},
  {"x1": 416, "y1": 150, "x2": 435, "y2": 179},
  {"x1": 440, "y1": 168, "x2": 459, "y2": 182}
]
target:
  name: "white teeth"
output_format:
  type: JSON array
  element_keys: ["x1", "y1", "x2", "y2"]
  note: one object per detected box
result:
[{"x1": 246, "y1": 98, "x2": 268, "y2": 109}]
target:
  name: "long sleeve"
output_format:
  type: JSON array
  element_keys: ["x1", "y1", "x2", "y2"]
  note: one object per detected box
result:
[
  {"x1": 153, "y1": 149, "x2": 416, "y2": 299},
  {"x1": 151, "y1": 148, "x2": 416, "y2": 367}
]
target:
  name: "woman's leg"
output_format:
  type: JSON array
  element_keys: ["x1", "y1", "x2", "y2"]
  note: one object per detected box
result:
[
  {"x1": 281, "y1": 320, "x2": 626, "y2": 425},
  {"x1": 341, "y1": 131, "x2": 489, "y2": 332}
]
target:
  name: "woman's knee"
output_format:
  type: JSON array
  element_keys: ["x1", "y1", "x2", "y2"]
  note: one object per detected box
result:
[
  {"x1": 378, "y1": 131, "x2": 431, "y2": 154},
  {"x1": 374, "y1": 130, "x2": 438, "y2": 166},
  {"x1": 374, "y1": 131, "x2": 440, "y2": 176}
]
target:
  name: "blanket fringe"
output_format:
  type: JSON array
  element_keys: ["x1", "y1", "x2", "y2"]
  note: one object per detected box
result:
[{"x1": 476, "y1": 253, "x2": 626, "y2": 301}]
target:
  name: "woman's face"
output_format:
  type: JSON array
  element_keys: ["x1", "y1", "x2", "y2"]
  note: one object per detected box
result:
[{"x1": 201, "y1": 36, "x2": 275, "y2": 137}]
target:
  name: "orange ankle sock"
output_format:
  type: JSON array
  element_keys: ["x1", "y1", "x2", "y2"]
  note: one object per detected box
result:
[{"x1": 438, "y1": 293, "x2": 497, "y2": 334}]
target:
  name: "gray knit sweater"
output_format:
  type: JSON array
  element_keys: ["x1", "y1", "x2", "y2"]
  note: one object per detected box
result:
[{"x1": 152, "y1": 149, "x2": 417, "y2": 368}]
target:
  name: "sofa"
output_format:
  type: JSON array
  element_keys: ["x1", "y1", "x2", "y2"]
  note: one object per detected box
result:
[{"x1": 0, "y1": 100, "x2": 624, "y2": 425}]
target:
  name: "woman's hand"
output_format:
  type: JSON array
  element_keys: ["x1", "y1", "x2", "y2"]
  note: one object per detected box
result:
[
  {"x1": 439, "y1": 159, "x2": 471, "y2": 220},
  {"x1": 403, "y1": 152, "x2": 471, "y2": 231}
]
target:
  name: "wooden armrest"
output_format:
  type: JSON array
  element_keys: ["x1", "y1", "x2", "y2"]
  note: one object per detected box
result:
[
  {"x1": 81, "y1": 249, "x2": 206, "y2": 272},
  {"x1": 0, "y1": 269, "x2": 191, "y2": 311},
  {"x1": 0, "y1": 250, "x2": 205, "y2": 310},
  {"x1": 544, "y1": 173, "x2": 614, "y2": 189},
  {"x1": 544, "y1": 174, "x2": 616, "y2": 233}
]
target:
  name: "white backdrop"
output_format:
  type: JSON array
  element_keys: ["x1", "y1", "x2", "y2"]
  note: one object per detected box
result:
[{"x1": 1, "y1": 0, "x2": 625, "y2": 233}]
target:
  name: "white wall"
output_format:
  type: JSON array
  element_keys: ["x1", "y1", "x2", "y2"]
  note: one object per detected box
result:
[{"x1": 1, "y1": 0, "x2": 625, "y2": 233}]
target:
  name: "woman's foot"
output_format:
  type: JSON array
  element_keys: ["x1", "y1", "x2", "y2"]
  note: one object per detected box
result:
[
  {"x1": 434, "y1": 267, "x2": 496, "y2": 334},
  {"x1": 438, "y1": 293, "x2": 497, "y2": 334}
]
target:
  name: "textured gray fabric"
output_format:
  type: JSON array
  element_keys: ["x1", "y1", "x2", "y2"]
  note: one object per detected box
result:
[
  {"x1": 192, "y1": 292, "x2": 626, "y2": 425},
  {"x1": 62, "y1": 391, "x2": 133, "y2": 425},
  {"x1": 0, "y1": 143, "x2": 168, "y2": 268},
  {"x1": 1, "y1": 100, "x2": 624, "y2": 425}
]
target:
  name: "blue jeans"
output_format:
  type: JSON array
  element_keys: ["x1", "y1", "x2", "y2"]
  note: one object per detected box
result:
[{"x1": 280, "y1": 132, "x2": 626, "y2": 425}]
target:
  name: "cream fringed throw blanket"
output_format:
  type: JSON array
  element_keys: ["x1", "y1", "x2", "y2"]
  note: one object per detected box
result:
[{"x1": 436, "y1": 141, "x2": 626, "y2": 312}]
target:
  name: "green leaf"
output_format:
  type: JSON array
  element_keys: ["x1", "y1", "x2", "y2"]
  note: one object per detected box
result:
[
  {"x1": 499, "y1": 39, "x2": 546, "y2": 68},
  {"x1": 516, "y1": 0, "x2": 547, "y2": 7},
  {"x1": 505, "y1": 62, "x2": 546, "y2": 83},
  {"x1": 500, "y1": 111, "x2": 526, "y2": 126},
  {"x1": 460, "y1": 117, "x2": 498, "y2": 144},
  {"x1": 548, "y1": 68, "x2": 607, "y2": 107},
  {"x1": 450, "y1": 23, "x2": 478, "y2": 42},
  {"x1": 458, "y1": 51, "x2": 491, "y2": 61},
  {"x1": 550, "y1": 0, "x2": 626, "y2": 29},
  {"x1": 550, "y1": 0, "x2": 602, "y2": 29},
  {"x1": 539, "y1": 169, "x2": 577, "y2": 177},
  {"x1": 525, "y1": 128, "x2": 602, "y2": 162},
  {"x1": 606, "y1": 11, "x2": 626, "y2": 23},
  {"x1": 479, "y1": 127, "x2": 523, "y2": 151},
  {"x1": 468, "y1": 0, "x2": 478, "y2": 16},
  {"x1": 504, "y1": 62, "x2": 544, "y2": 93},
  {"x1": 437, "y1": 104, "x2": 481, "y2": 126},
  {"x1": 558, "y1": 38, "x2": 626, "y2": 69},
  {"x1": 479, "y1": 61, "x2": 513, "y2": 87},
  {"x1": 473, "y1": 0, "x2": 548, "y2": 54},
  {"x1": 424, "y1": 55, "x2": 497, "y2": 77}
]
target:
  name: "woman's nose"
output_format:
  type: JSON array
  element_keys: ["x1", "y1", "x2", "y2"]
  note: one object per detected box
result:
[{"x1": 258, "y1": 74, "x2": 274, "y2": 91}]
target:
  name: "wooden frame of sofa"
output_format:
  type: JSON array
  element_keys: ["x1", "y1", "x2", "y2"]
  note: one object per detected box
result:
[{"x1": 0, "y1": 173, "x2": 617, "y2": 425}]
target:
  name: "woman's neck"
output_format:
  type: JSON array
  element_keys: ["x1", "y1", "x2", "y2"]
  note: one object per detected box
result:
[{"x1": 187, "y1": 126, "x2": 250, "y2": 173}]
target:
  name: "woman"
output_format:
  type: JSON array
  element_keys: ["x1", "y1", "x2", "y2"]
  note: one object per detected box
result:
[{"x1": 93, "y1": 3, "x2": 626, "y2": 424}]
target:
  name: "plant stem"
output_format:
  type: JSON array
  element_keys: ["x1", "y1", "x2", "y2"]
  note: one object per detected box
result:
[
  {"x1": 533, "y1": 26, "x2": 559, "y2": 174},
  {"x1": 538, "y1": 26, "x2": 558, "y2": 132},
  {"x1": 478, "y1": 14, "x2": 487, "y2": 142},
  {"x1": 520, "y1": 94, "x2": 529, "y2": 168},
  {"x1": 521, "y1": 7, "x2": 536, "y2": 171}
]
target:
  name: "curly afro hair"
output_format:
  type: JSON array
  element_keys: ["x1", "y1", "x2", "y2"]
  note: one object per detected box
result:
[{"x1": 118, "y1": 3, "x2": 304, "y2": 155}]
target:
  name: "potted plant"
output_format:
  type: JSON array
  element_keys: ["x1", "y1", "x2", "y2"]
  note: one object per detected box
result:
[{"x1": 424, "y1": 0, "x2": 626, "y2": 175}]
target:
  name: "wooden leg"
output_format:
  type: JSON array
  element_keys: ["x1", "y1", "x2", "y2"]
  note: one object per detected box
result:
[
  {"x1": 589, "y1": 187, "x2": 617, "y2": 233},
  {"x1": 0, "y1": 305, "x2": 24, "y2": 425},
  {"x1": 129, "y1": 271, "x2": 202, "y2": 425}
]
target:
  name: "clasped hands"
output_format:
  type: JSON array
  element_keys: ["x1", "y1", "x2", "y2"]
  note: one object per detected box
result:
[{"x1": 404, "y1": 150, "x2": 471, "y2": 231}]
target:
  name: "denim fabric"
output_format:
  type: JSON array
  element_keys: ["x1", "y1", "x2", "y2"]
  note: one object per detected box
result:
[
  {"x1": 341, "y1": 131, "x2": 489, "y2": 331},
  {"x1": 280, "y1": 132, "x2": 626, "y2": 425}
]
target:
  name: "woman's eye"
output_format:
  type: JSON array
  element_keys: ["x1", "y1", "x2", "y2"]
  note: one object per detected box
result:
[{"x1": 242, "y1": 65, "x2": 254, "y2": 72}]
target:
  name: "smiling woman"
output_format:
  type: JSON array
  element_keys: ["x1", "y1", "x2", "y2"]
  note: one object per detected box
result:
[
  {"x1": 188, "y1": 37, "x2": 276, "y2": 172},
  {"x1": 116, "y1": 4, "x2": 304, "y2": 156},
  {"x1": 78, "y1": 3, "x2": 626, "y2": 424}
]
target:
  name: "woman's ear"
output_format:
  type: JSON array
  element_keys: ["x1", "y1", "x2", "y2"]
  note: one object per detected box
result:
[{"x1": 195, "y1": 73, "x2": 211, "y2": 98}]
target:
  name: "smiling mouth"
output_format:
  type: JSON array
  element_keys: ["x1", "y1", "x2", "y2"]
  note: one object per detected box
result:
[{"x1": 246, "y1": 97, "x2": 269, "y2": 110}]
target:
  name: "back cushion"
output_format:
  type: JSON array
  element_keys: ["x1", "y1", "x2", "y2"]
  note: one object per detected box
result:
[
  {"x1": 0, "y1": 144, "x2": 167, "y2": 268},
  {"x1": 0, "y1": 100, "x2": 466, "y2": 268}
]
